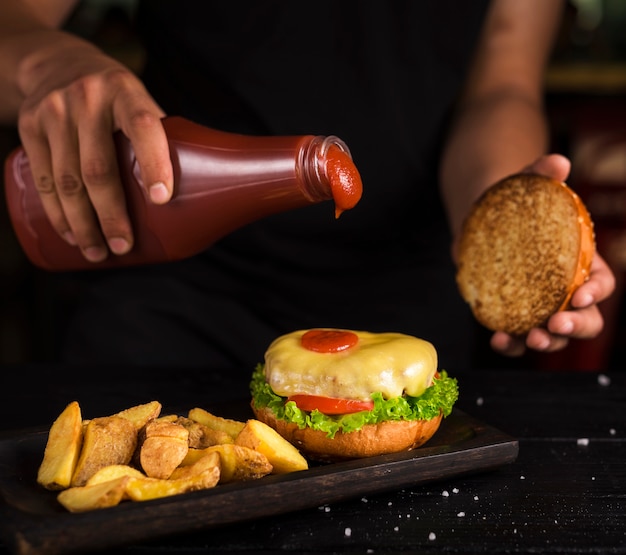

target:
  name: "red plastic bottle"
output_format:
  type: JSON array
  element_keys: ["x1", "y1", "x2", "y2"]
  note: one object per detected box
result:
[{"x1": 4, "y1": 116, "x2": 362, "y2": 271}]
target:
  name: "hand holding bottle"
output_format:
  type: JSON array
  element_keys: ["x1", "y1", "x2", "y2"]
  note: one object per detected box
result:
[
  {"x1": 7, "y1": 116, "x2": 363, "y2": 271},
  {"x1": 14, "y1": 30, "x2": 172, "y2": 262}
]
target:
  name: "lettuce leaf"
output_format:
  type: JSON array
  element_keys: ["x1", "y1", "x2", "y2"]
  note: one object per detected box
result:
[{"x1": 249, "y1": 364, "x2": 459, "y2": 438}]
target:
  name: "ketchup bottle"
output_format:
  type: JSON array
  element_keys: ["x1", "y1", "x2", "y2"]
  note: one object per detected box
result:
[{"x1": 4, "y1": 116, "x2": 362, "y2": 271}]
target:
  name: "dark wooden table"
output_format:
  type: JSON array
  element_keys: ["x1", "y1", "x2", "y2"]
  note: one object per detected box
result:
[{"x1": 0, "y1": 365, "x2": 624, "y2": 554}]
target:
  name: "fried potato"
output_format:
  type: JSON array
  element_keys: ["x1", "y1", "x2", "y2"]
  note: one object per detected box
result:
[
  {"x1": 168, "y1": 449, "x2": 221, "y2": 480},
  {"x1": 207, "y1": 444, "x2": 272, "y2": 483},
  {"x1": 181, "y1": 444, "x2": 272, "y2": 483},
  {"x1": 188, "y1": 407, "x2": 245, "y2": 440},
  {"x1": 142, "y1": 419, "x2": 189, "y2": 440},
  {"x1": 39, "y1": 401, "x2": 309, "y2": 513},
  {"x1": 235, "y1": 419, "x2": 308, "y2": 474},
  {"x1": 57, "y1": 476, "x2": 130, "y2": 513},
  {"x1": 113, "y1": 401, "x2": 162, "y2": 429},
  {"x1": 71, "y1": 416, "x2": 138, "y2": 487},
  {"x1": 85, "y1": 464, "x2": 146, "y2": 486},
  {"x1": 156, "y1": 414, "x2": 178, "y2": 423},
  {"x1": 125, "y1": 451, "x2": 220, "y2": 501},
  {"x1": 180, "y1": 447, "x2": 218, "y2": 467},
  {"x1": 37, "y1": 401, "x2": 83, "y2": 490},
  {"x1": 136, "y1": 420, "x2": 189, "y2": 479},
  {"x1": 174, "y1": 416, "x2": 233, "y2": 448}
]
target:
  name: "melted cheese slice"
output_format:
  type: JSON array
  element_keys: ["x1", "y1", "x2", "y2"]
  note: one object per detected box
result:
[{"x1": 264, "y1": 329, "x2": 438, "y2": 400}]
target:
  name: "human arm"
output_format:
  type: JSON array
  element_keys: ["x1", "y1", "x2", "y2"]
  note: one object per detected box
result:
[
  {"x1": 439, "y1": 0, "x2": 615, "y2": 356},
  {"x1": 0, "y1": 0, "x2": 173, "y2": 262}
]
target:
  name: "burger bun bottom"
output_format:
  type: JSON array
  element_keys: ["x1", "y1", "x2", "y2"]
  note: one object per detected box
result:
[{"x1": 252, "y1": 405, "x2": 443, "y2": 462}]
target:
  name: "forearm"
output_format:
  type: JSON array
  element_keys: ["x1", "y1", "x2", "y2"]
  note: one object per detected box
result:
[
  {"x1": 0, "y1": 0, "x2": 80, "y2": 124},
  {"x1": 1, "y1": 29, "x2": 128, "y2": 125},
  {"x1": 439, "y1": 0, "x2": 563, "y2": 244},
  {"x1": 0, "y1": 27, "x2": 45, "y2": 124},
  {"x1": 440, "y1": 90, "x2": 550, "y2": 241},
  {"x1": 1, "y1": 0, "x2": 170, "y2": 264}
]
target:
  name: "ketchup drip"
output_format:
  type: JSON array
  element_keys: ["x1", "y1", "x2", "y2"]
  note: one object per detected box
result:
[{"x1": 326, "y1": 145, "x2": 363, "y2": 218}]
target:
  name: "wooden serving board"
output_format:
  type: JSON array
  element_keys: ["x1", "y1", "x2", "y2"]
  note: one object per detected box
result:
[{"x1": 0, "y1": 406, "x2": 518, "y2": 555}]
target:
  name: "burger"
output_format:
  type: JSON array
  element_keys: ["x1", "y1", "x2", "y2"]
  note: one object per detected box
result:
[
  {"x1": 250, "y1": 328, "x2": 458, "y2": 462},
  {"x1": 456, "y1": 173, "x2": 595, "y2": 336}
]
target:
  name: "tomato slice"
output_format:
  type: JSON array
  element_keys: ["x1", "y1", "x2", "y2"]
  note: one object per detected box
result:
[
  {"x1": 287, "y1": 394, "x2": 374, "y2": 415},
  {"x1": 301, "y1": 329, "x2": 359, "y2": 353}
]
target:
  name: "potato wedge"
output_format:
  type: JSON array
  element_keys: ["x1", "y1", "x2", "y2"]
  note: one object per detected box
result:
[
  {"x1": 195, "y1": 444, "x2": 272, "y2": 483},
  {"x1": 235, "y1": 419, "x2": 308, "y2": 474},
  {"x1": 86, "y1": 464, "x2": 146, "y2": 486},
  {"x1": 71, "y1": 416, "x2": 138, "y2": 487},
  {"x1": 137, "y1": 420, "x2": 189, "y2": 479},
  {"x1": 156, "y1": 414, "x2": 178, "y2": 423},
  {"x1": 174, "y1": 416, "x2": 233, "y2": 448},
  {"x1": 57, "y1": 476, "x2": 129, "y2": 513},
  {"x1": 188, "y1": 408, "x2": 245, "y2": 439},
  {"x1": 37, "y1": 401, "x2": 83, "y2": 490},
  {"x1": 168, "y1": 449, "x2": 222, "y2": 480},
  {"x1": 141, "y1": 419, "x2": 189, "y2": 440},
  {"x1": 114, "y1": 401, "x2": 162, "y2": 429},
  {"x1": 38, "y1": 400, "x2": 304, "y2": 513},
  {"x1": 125, "y1": 451, "x2": 220, "y2": 501},
  {"x1": 139, "y1": 436, "x2": 189, "y2": 479}
]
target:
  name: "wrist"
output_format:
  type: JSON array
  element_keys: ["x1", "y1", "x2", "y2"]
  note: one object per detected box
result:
[{"x1": 16, "y1": 30, "x2": 106, "y2": 97}]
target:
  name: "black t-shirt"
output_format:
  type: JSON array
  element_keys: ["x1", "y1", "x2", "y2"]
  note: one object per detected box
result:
[{"x1": 62, "y1": 1, "x2": 491, "y2": 371}]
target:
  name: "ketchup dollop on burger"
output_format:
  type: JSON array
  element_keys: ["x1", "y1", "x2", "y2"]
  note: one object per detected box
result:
[{"x1": 250, "y1": 328, "x2": 458, "y2": 462}]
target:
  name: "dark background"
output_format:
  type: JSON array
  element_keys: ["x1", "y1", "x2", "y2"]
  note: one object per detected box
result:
[{"x1": 2, "y1": 0, "x2": 626, "y2": 371}]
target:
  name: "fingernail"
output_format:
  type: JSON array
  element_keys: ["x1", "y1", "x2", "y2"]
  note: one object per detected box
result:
[
  {"x1": 536, "y1": 337, "x2": 551, "y2": 350},
  {"x1": 149, "y1": 182, "x2": 169, "y2": 204},
  {"x1": 498, "y1": 334, "x2": 513, "y2": 350},
  {"x1": 63, "y1": 231, "x2": 77, "y2": 246},
  {"x1": 576, "y1": 293, "x2": 594, "y2": 308},
  {"x1": 108, "y1": 237, "x2": 131, "y2": 255},
  {"x1": 83, "y1": 246, "x2": 108, "y2": 263},
  {"x1": 555, "y1": 320, "x2": 574, "y2": 335}
]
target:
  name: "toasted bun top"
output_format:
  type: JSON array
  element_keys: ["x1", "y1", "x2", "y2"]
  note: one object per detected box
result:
[
  {"x1": 264, "y1": 329, "x2": 437, "y2": 400},
  {"x1": 456, "y1": 173, "x2": 595, "y2": 335}
]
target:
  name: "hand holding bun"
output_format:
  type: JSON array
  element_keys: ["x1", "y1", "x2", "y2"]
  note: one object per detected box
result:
[{"x1": 456, "y1": 173, "x2": 595, "y2": 336}]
